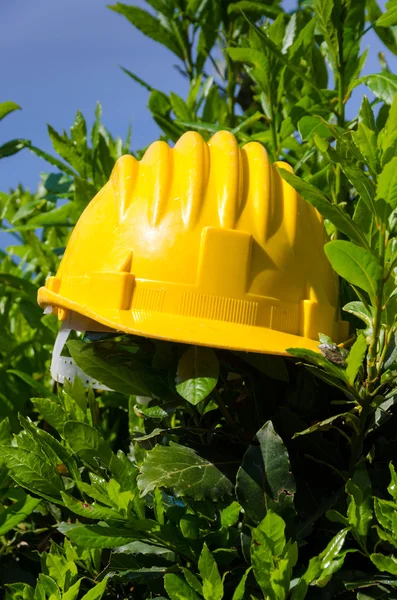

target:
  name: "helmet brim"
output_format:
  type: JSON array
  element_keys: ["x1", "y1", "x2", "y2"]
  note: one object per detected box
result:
[{"x1": 38, "y1": 286, "x2": 321, "y2": 356}]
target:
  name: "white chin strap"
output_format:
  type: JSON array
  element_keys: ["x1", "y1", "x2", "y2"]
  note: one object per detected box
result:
[
  {"x1": 48, "y1": 309, "x2": 152, "y2": 403},
  {"x1": 49, "y1": 310, "x2": 112, "y2": 391}
]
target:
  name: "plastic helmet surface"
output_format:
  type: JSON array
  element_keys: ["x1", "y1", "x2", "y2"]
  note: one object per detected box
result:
[{"x1": 38, "y1": 130, "x2": 349, "y2": 356}]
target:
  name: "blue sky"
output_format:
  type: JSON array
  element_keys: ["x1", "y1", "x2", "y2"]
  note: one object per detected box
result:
[{"x1": 0, "y1": 0, "x2": 395, "y2": 198}]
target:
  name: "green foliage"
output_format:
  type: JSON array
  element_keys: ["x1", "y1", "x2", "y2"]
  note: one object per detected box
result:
[{"x1": 3, "y1": 0, "x2": 397, "y2": 598}]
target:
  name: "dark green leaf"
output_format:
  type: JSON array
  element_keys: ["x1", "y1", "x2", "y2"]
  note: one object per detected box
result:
[
  {"x1": 58, "y1": 521, "x2": 159, "y2": 548},
  {"x1": 109, "y1": 4, "x2": 184, "y2": 59},
  {"x1": 62, "y1": 421, "x2": 112, "y2": 471},
  {"x1": 176, "y1": 346, "x2": 219, "y2": 405},
  {"x1": 346, "y1": 464, "x2": 373, "y2": 545},
  {"x1": 138, "y1": 442, "x2": 234, "y2": 500},
  {"x1": 0, "y1": 491, "x2": 41, "y2": 535},
  {"x1": 0, "y1": 139, "x2": 25, "y2": 159},
  {"x1": 61, "y1": 493, "x2": 126, "y2": 522},
  {"x1": 236, "y1": 421, "x2": 295, "y2": 523},
  {"x1": 2, "y1": 447, "x2": 64, "y2": 501},
  {"x1": 68, "y1": 340, "x2": 152, "y2": 396},
  {"x1": 121, "y1": 66, "x2": 153, "y2": 91}
]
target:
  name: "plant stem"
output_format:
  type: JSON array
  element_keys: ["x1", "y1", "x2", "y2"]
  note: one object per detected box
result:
[
  {"x1": 334, "y1": 54, "x2": 345, "y2": 214},
  {"x1": 213, "y1": 389, "x2": 240, "y2": 435},
  {"x1": 367, "y1": 225, "x2": 386, "y2": 393},
  {"x1": 333, "y1": 16, "x2": 347, "y2": 243},
  {"x1": 269, "y1": 95, "x2": 279, "y2": 160},
  {"x1": 348, "y1": 228, "x2": 387, "y2": 475},
  {"x1": 347, "y1": 401, "x2": 370, "y2": 477},
  {"x1": 225, "y1": 25, "x2": 236, "y2": 128}
]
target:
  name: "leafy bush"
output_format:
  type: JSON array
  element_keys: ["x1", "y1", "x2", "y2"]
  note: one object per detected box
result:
[{"x1": 3, "y1": 0, "x2": 397, "y2": 598}]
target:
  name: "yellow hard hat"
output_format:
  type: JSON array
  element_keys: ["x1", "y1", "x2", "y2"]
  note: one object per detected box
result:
[{"x1": 38, "y1": 131, "x2": 348, "y2": 358}]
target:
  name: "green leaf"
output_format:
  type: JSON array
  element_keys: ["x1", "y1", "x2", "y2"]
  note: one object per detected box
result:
[
  {"x1": 380, "y1": 94, "x2": 397, "y2": 163},
  {"x1": 80, "y1": 580, "x2": 107, "y2": 600},
  {"x1": 324, "y1": 241, "x2": 383, "y2": 300},
  {"x1": 278, "y1": 169, "x2": 369, "y2": 248},
  {"x1": 0, "y1": 491, "x2": 41, "y2": 535},
  {"x1": 359, "y1": 96, "x2": 376, "y2": 131},
  {"x1": 292, "y1": 528, "x2": 350, "y2": 599},
  {"x1": 299, "y1": 115, "x2": 331, "y2": 141},
  {"x1": 360, "y1": 73, "x2": 397, "y2": 105},
  {"x1": 58, "y1": 521, "x2": 158, "y2": 548},
  {"x1": 388, "y1": 463, "x2": 397, "y2": 501},
  {"x1": 176, "y1": 346, "x2": 219, "y2": 405},
  {"x1": 138, "y1": 442, "x2": 234, "y2": 500},
  {"x1": 227, "y1": 1, "x2": 281, "y2": 19},
  {"x1": 170, "y1": 93, "x2": 192, "y2": 121},
  {"x1": 293, "y1": 412, "x2": 360, "y2": 438},
  {"x1": 120, "y1": 66, "x2": 153, "y2": 91},
  {"x1": 286, "y1": 348, "x2": 349, "y2": 383},
  {"x1": 376, "y1": 157, "x2": 397, "y2": 222},
  {"x1": 109, "y1": 3, "x2": 184, "y2": 59},
  {"x1": 232, "y1": 568, "x2": 252, "y2": 600},
  {"x1": 377, "y1": 2, "x2": 397, "y2": 27},
  {"x1": 67, "y1": 340, "x2": 152, "y2": 396},
  {"x1": 47, "y1": 125, "x2": 87, "y2": 176},
  {"x1": 7, "y1": 369, "x2": 56, "y2": 398},
  {"x1": 136, "y1": 405, "x2": 168, "y2": 419},
  {"x1": 62, "y1": 421, "x2": 112, "y2": 471},
  {"x1": 182, "y1": 569, "x2": 203, "y2": 596},
  {"x1": 0, "y1": 100, "x2": 21, "y2": 122},
  {"x1": 1, "y1": 447, "x2": 64, "y2": 501},
  {"x1": 251, "y1": 511, "x2": 295, "y2": 600},
  {"x1": 31, "y1": 397, "x2": 67, "y2": 432},
  {"x1": 61, "y1": 493, "x2": 126, "y2": 522},
  {"x1": 0, "y1": 417, "x2": 11, "y2": 446},
  {"x1": 346, "y1": 334, "x2": 367, "y2": 384},
  {"x1": 352, "y1": 123, "x2": 379, "y2": 175},
  {"x1": 374, "y1": 496, "x2": 395, "y2": 531},
  {"x1": 36, "y1": 574, "x2": 59, "y2": 597},
  {"x1": 63, "y1": 580, "x2": 81, "y2": 600},
  {"x1": 236, "y1": 421, "x2": 295, "y2": 523},
  {"x1": 0, "y1": 138, "x2": 25, "y2": 159},
  {"x1": 341, "y1": 165, "x2": 377, "y2": 216},
  {"x1": 370, "y1": 553, "x2": 397, "y2": 575},
  {"x1": 164, "y1": 574, "x2": 202, "y2": 600},
  {"x1": 346, "y1": 464, "x2": 373, "y2": 546},
  {"x1": 220, "y1": 501, "x2": 241, "y2": 528},
  {"x1": 180, "y1": 514, "x2": 199, "y2": 539},
  {"x1": 234, "y1": 18, "x2": 324, "y2": 98},
  {"x1": 343, "y1": 301, "x2": 373, "y2": 328},
  {"x1": 199, "y1": 543, "x2": 223, "y2": 600},
  {"x1": 26, "y1": 142, "x2": 77, "y2": 176},
  {"x1": 313, "y1": 0, "x2": 338, "y2": 67}
]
